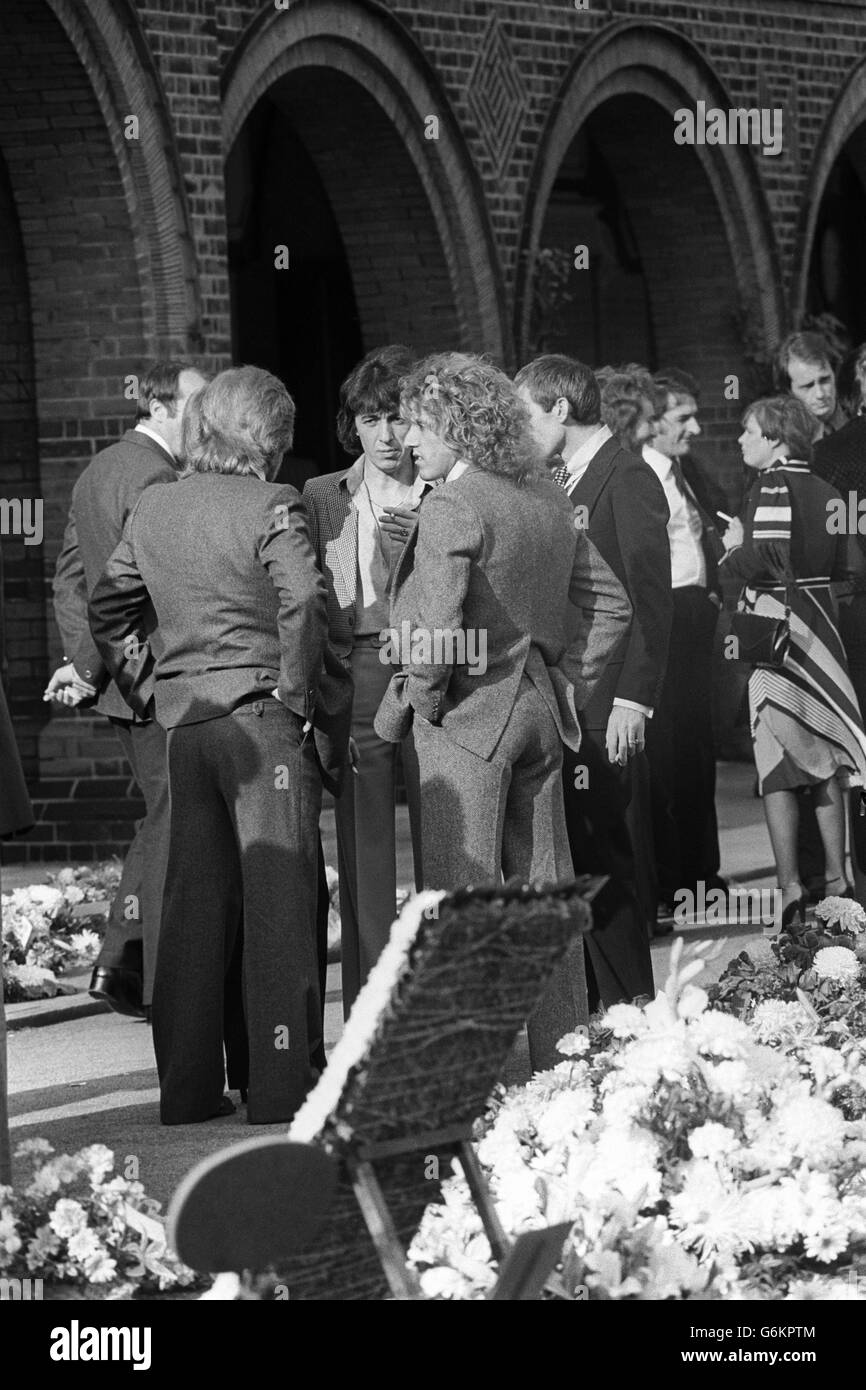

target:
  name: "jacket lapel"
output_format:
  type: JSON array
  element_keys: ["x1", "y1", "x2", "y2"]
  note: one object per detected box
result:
[{"x1": 570, "y1": 435, "x2": 620, "y2": 516}]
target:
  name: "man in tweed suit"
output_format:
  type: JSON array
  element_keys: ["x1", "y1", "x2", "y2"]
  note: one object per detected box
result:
[
  {"x1": 89, "y1": 367, "x2": 350, "y2": 1125},
  {"x1": 48, "y1": 361, "x2": 208, "y2": 1016},
  {"x1": 303, "y1": 346, "x2": 426, "y2": 1016},
  {"x1": 375, "y1": 354, "x2": 632, "y2": 1069}
]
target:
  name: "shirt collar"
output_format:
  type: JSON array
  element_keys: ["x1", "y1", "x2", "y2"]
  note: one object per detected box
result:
[
  {"x1": 642, "y1": 443, "x2": 674, "y2": 480},
  {"x1": 564, "y1": 423, "x2": 612, "y2": 474},
  {"x1": 134, "y1": 422, "x2": 175, "y2": 461},
  {"x1": 445, "y1": 460, "x2": 472, "y2": 483},
  {"x1": 342, "y1": 454, "x2": 430, "y2": 501}
]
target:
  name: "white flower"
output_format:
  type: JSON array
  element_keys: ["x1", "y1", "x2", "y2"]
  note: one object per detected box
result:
[
  {"x1": 773, "y1": 1096, "x2": 846, "y2": 1163},
  {"x1": 688, "y1": 1122, "x2": 739, "y2": 1161},
  {"x1": 78, "y1": 1144, "x2": 115, "y2": 1184},
  {"x1": 49, "y1": 1198, "x2": 87, "y2": 1238},
  {"x1": 534, "y1": 1088, "x2": 594, "y2": 1147},
  {"x1": 690, "y1": 1009, "x2": 752, "y2": 1058},
  {"x1": 68, "y1": 929, "x2": 101, "y2": 958},
  {"x1": 813, "y1": 947, "x2": 859, "y2": 982},
  {"x1": 26, "y1": 885, "x2": 63, "y2": 913},
  {"x1": 556, "y1": 1029, "x2": 591, "y2": 1056},
  {"x1": 814, "y1": 896, "x2": 866, "y2": 934},
  {"x1": 678, "y1": 985, "x2": 709, "y2": 1019},
  {"x1": 602, "y1": 1003, "x2": 647, "y2": 1038},
  {"x1": 0, "y1": 1207, "x2": 22, "y2": 1259},
  {"x1": 67, "y1": 1227, "x2": 102, "y2": 1265},
  {"x1": 82, "y1": 1248, "x2": 118, "y2": 1284},
  {"x1": 5, "y1": 963, "x2": 58, "y2": 997},
  {"x1": 751, "y1": 999, "x2": 810, "y2": 1043},
  {"x1": 63, "y1": 886, "x2": 86, "y2": 905},
  {"x1": 15, "y1": 1138, "x2": 53, "y2": 1158}
]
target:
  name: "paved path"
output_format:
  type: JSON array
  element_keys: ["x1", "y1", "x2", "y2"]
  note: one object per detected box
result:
[{"x1": 4, "y1": 761, "x2": 780, "y2": 1210}]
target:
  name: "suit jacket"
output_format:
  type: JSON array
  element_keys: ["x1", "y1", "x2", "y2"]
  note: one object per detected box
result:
[
  {"x1": 302, "y1": 458, "x2": 428, "y2": 658},
  {"x1": 569, "y1": 437, "x2": 672, "y2": 730},
  {"x1": 374, "y1": 467, "x2": 632, "y2": 759},
  {"x1": 87, "y1": 473, "x2": 352, "y2": 791},
  {"x1": 53, "y1": 428, "x2": 177, "y2": 720}
]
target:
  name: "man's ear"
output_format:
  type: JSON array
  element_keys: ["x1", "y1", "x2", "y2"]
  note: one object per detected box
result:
[{"x1": 554, "y1": 396, "x2": 570, "y2": 424}]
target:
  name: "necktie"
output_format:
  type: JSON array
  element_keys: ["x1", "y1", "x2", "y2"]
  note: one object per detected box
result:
[{"x1": 552, "y1": 465, "x2": 571, "y2": 490}]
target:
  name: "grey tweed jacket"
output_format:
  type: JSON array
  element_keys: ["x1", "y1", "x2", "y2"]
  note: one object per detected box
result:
[{"x1": 374, "y1": 467, "x2": 632, "y2": 759}]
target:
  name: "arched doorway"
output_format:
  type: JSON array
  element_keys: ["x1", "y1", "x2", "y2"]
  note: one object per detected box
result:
[
  {"x1": 226, "y1": 67, "x2": 466, "y2": 478},
  {"x1": 805, "y1": 122, "x2": 866, "y2": 346},
  {"x1": 518, "y1": 24, "x2": 783, "y2": 452},
  {"x1": 223, "y1": 3, "x2": 506, "y2": 481}
]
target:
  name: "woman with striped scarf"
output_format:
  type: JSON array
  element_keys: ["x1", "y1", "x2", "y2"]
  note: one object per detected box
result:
[{"x1": 721, "y1": 395, "x2": 866, "y2": 929}]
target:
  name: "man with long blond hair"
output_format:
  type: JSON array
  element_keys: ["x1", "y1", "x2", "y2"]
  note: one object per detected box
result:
[{"x1": 375, "y1": 352, "x2": 632, "y2": 1067}]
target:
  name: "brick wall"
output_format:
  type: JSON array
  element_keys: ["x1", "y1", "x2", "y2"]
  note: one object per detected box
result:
[{"x1": 1, "y1": 0, "x2": 865, "y2": 859}]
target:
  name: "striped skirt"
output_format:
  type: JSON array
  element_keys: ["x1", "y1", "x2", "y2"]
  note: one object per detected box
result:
[{"x1": 744, "y1": 578, "x2": 866, "y2": 794}]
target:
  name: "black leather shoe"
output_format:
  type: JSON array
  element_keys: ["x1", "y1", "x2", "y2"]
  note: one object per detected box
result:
[{"x1": 89, "y1": 966, "x2": 146, "y2": 1019}]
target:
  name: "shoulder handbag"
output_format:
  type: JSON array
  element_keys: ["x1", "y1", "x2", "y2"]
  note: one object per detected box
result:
[{"x1": 730, "y1": 569, "x2": 793, "y2": 669}]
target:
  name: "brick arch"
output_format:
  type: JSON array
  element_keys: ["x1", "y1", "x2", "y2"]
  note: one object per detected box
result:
[
  {"x1": 516, "y1": 20, "x2": 784, "y2": 407},
  {"x1": 0, "y1": 0, "x2": 154, "y2": 778},
  {"x1": 793, "y1": 57, "x2": 866, "y2": 323},
  {"x1": 48, "y1": 0, "x2": 202, "y2": 357},
  {"x1": 222, "y1": 0, "x2": 506, "y2": 360}
]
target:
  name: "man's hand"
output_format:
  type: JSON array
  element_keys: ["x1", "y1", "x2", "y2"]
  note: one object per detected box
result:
[
  {"x1": 43, "y1": 662, "x2": 97, "y2": 708},
  {"x1": 721, "y1": 516, "x2": 744, "y2": 552},
  {"x1": 605, "y1": 705, "x2": 646, "y2": 766},
  {"x1": 380, "y1": 505, "x2": 419, "y2": 547},
  {"x1": 271, "y1": 686, "x2": 312, "y2": 734}
]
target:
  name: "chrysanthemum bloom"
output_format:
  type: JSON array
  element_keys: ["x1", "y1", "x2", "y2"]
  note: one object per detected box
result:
[
  {"x1": 813, "y1": 946, "x2": 860, "y2": 982},
  {"x1": 814, "y1": 896, "x2": 866, "y2": 935}
]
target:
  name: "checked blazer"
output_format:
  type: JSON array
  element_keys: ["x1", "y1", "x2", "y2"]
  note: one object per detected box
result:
[{"x1": 302, "y1": 458, "x2": 428, "y2": 656}]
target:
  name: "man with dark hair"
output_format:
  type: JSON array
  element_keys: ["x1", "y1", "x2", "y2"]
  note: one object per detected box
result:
[
  {"x1": 516, "y1": 353, "x2": 671, "y2": 1008},
  {"x1": 303, "y1": 345, "x2": 425, "y2": 1015},
  {"x1": 47, "y1": 360, "x2": 208, "y2": 1018},
  {"x1": 88, "y1": 367, "x2": 350, "y2": 1124},
  {"x1": 643, "y1": 368, "x2": 727, "y2": 916},
  {"x1": 775, "y1": 331, "x2": 847, "y2": 438}
]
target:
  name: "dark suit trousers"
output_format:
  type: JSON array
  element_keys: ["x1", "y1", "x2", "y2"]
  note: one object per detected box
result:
[
  {"x1": 336, "y1": 645, "x2": 422, "y2": 1018},
  {"x1": 562, "y1": 732, "x2": 655, "y2": 1010},
  {"x1": 153, "y1": 702, "x2": 322, "y2": 1124},
  {"x1": 646, "y1": 587, "x2": 721, "y2": 899},
  {"x1": 97, "y1": 717, "x2": 169, "y2": 1006}
]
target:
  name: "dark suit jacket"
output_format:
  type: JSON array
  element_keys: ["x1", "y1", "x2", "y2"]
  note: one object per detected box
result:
[
  {"x1": 53, "y1": 428, "x2": 177, "y2": 720},
  {"x1": 374, "y1": 467, "x2": 632, "y2": 759},
  {"x1": 680, "y1": 452, "x2": 728, "y2": 595},
  {"x1": 570, "y1": 436, "x2": 672, "y2": 730},
  {"x1": 87, "y1": 473, "x2": 352, "y2": 790}
]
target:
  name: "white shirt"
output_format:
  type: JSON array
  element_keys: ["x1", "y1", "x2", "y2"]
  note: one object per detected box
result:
[
  {"x1": 642, "y1": 444, "x2": 707, "y2": 590},
  {"x1": 133, "y1": 422, "x2": 175, "y2": 461},
  {"x1": 352, "y1": 462, "x2": 426, "y2": 636},
  {"x1": 561, "y1": 424, "x2": 612, "y2": 494}
]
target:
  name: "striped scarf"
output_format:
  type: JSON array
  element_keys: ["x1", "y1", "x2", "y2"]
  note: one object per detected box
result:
[{"x1": 751, "y1": 460, "x2": 809, "y2": 554}]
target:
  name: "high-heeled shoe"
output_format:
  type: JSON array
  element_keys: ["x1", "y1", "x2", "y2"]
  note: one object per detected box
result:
[
  {"x1": 824, "y1": 876, "x2": 855, "y2": 899},
  {"x1": 766, "y1": 888, "x2": 807, "y2": 936}
]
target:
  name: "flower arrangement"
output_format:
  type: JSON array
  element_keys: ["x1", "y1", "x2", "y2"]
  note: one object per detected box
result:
[
  {"x1": 2, "y1": 862, "x2": 121, "y2": 1001},
  {"x1": 1, "y1": 1140, "x2": 203, "y2": 1297},
  {"x1": 408, "y1": 940, "x2": 866, "y2": 1300},
  {"x1": 709, "y1": 896, "x2": 866, "y2": 1037}
]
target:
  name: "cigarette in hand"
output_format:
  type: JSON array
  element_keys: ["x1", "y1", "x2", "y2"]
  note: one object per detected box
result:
[{"x1": 717, "y1": 511, "x2": 733, "y2": 524}]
